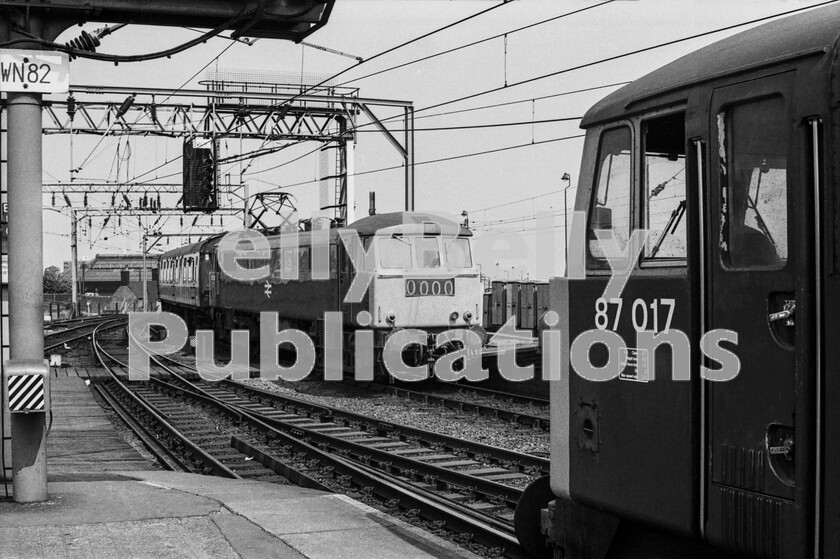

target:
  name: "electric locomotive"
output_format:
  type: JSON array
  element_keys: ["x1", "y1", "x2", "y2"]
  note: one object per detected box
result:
[
  {"x1": 516, "y1": 5, "x2": 840, "y2": 559},
  {"x1": 158, "y1": 211, "x2": 485, "y2": 376}
]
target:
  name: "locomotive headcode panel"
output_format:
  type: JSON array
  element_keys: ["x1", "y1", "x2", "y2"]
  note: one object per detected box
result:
[{"x1": 535, "y1": 5, "x2": 840, "y2": 559}]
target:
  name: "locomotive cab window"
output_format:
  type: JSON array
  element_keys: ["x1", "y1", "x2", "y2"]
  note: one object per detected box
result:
[
  {"x1": 415, "y1": 237, "x2": 441, "y2": 269},
  {"x1": 589, "y1": 126, "x2": 632, "y2": 262},
  {"x1": 642, "y1": 112, "x2": 686, "y2": 262},
  {"x1": 379, "y1": 236, "x2": 412, "y2": 269},
  {"x1": 718, "y1": 96, "x2": 788, "y2": 269},
  {"x1": 444, "y1": 237, "x2": 472, "y2": 269}
]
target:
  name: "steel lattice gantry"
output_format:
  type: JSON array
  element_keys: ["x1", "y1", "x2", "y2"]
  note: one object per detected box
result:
[{"x1": 36, "y1": 85, "x2": 415, "y2": 221}]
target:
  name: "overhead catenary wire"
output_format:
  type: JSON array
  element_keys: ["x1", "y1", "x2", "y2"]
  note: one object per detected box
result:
[
  {"x1": 66, "y1": 1, "x2": 835, "y2": 236},
  {"x1": 258, "y1": 133, "x2": 586, "y2": 192},
  {"x1": 393, "y1": 0, "x2": 840, "y2": 119},
  {"x1": 353, "y1": 115, "x2": 583, "y2": 132},
  {"x1": 470, "y1": 190, "x2": 562, "y2": 214},
  {"x1": 329, "y1": 0, "x2": 617, "y2": 89},
  {"x1": 72, "y1": 39, "x2": 238, "y2": 180},
  {"x1": 124, "y1": 2, "x2": 514, "y2": 186},
  {"x1": 242, "y1": 82, "x2": 623, "y2": 178},
  {"x1": 244, "y1": 2, "x2": 834, "y2": 185}
]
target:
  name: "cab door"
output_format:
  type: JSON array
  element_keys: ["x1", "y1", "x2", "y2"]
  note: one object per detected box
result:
[{"x1": 705, "y1": 72, "x2": 814, "y2": 558}]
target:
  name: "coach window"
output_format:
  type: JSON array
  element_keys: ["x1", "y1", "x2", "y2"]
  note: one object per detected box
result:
[
  {"x1": 642, "y1": 112, "x2": 687, "y2": 262},
  {"x1": 589, "y1": 126, "x2": 632, "y2": 261},
  {"x1": 718, "y1": 96, "x2": 788, "y2": 269}
]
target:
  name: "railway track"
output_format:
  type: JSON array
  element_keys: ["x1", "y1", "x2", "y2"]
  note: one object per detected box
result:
[
  {"x1": 44, "y1": 315, "x2": 121, "y2": 353},
  {"x1": 90, "y1": 324, "x2": 536, "y2": 557},
  {"x1": 368, "y1": 382, "x2": 549, "y2": 431}
]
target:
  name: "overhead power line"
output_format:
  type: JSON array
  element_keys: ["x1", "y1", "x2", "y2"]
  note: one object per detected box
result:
[
  {"x1": 125, "y1": 1, "x2": 513, "y2": 187},
  {"x1": 412, "y1": 0, "x2": 840, "y2": 116},
  {"x1": 354, "y1": 115, "x2": 582, "y2": 132},
  {"x1": 267, "y1": 133, "x2": 586, "y2": 191},
  {"x1": 332, "y1": 0, "x2": 617, "y2": 88}
]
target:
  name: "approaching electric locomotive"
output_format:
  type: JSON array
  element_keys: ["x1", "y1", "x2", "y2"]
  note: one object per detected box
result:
[
  {"x1": 157, "y1": 211, "x2": 485, "y2": 376},
  {"x1": 515, "y1": 5, "x2": 840, "y2": 559}
]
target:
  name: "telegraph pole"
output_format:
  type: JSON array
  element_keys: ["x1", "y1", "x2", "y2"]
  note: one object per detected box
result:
[
  {"x1": 142, "y1": 235, "x2": 148, "y2": 312},
  {"x1": 70, "y1": 210, "x2": 78, "y2": 316}
]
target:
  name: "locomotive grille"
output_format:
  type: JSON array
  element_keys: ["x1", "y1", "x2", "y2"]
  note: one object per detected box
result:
[
  {"x1": 720, "y1": 444, "x2": 766, "y2": 492},
  {"x1": 720, "y1": 488, "x2": 783, "y2": 559}
]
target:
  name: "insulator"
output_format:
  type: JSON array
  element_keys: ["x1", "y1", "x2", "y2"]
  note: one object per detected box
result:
[
  {"x1": 210, "y1": 216, "x2": 214, "y2": 226},
  {"x1": 118, "y1": 216, "x2": 121, "y2": 227},
  {"x1": 83, "y1": 193, "x2": 88, "y2": 207},
  {"x1": 67, "y1": 95, "x2": 77, "y2": 121},
  {"x1": 157, "y1": 194, "x2": 161, "y2": 208},
  {"x1": 143, "y1": 192, "x2": 148, "y2": 208},
  {"x1": 180, "y1": 217, "x2": 183, "y2": 227},
  {"x1": 148, "y1": 103, "x2": 158, "y2": 123},
  {"x1": 115, "y1": 95, "x2": 135, "y2": 119},
  {"x1": 64, "y1": 194, "x2": 72, "y2": 207},
  {"x1": 102, "y1": 216, "x2": 110, "y2": 228},
  {"x1": 52, "y1": 193, "x2": 55, "y2": 206},
  {"x1": 111, "y1": 194, "x2": 116, "y2": 207},
  {"x1": 65, "y1": 30, "x2": 100, "y2": 61},
  {"x1": 123, "y1": 194, "x2": 131, "y2": 208},
  {"x1": 138, "y1": 217, "x2": 142, "y2": 227},
  {"x1": 88, "y1": 217, "x2": 92, "y2": 228},
  {"x1": 220, "y1": 217, "x2": 223, "y2": 227},
  {"x1": 138, "y1": 196, "x2": 143, "y2": 208}
]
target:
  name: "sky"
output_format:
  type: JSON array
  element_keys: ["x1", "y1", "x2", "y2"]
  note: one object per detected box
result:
[{"x1": 29, "y1": 0, "x2": 834, "y2": 279}]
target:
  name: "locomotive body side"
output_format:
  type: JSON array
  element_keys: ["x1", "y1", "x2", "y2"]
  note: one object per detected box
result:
[
  {"x1": 215, "y1": 229, "x2": 341, "y2": 325},
  {"x1": 530, "y1": 5, "x2": 840, "y2": 559},
  {"x1": 157, "y1": 211, "x2": 484, "y2": 377}
]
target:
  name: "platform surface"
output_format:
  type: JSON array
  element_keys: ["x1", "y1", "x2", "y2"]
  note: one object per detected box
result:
[
  {"x1": 0, "y1": 471, "x2": 480, "y2": 559},
  {"x1": 2, "y1": 374, "x2": 480, "y2": 559},
  {"x1": 46, "y1": 376, "x2": 156, "y2": 475}
]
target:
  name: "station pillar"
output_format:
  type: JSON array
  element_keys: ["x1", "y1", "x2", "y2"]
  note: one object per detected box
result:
[{"x1": 7, "y1": 90, "x2": 48, "y2": 502}]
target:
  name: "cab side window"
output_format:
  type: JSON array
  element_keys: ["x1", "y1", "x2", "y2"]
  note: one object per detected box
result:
[
  {"x1": 718, "y1": 96, "x2": 788, "y2": 269},
  {"x1": 589, "y1": 126, "x2": 632, "y2": 261},
  {"x1": 642, "y1": 112, "x2": 686, "y2": 261}
]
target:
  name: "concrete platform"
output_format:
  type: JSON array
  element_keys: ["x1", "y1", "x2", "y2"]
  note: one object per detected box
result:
[
  {"x1": 0, "y1": 471, "x2": 481, "y2": 559},
  {"x1": 46, "y1": 376, "x2": 156, "y2": 475}
]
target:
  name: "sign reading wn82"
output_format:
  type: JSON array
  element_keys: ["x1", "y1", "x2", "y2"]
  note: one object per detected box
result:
[{"x1": 0, "y1": 50, "x2": 69, "y2": 93}]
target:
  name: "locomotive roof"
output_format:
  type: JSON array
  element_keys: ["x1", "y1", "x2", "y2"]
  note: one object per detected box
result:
[
  {"x1": 159, "y1": 212, "x2": 470, "y2": 259},
  {"x1": 581, "y1": 4, "x2": 840, "y2": 127},
  {"x1": 345, "y1": 211, "x2": 472, "y2": 236}
]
